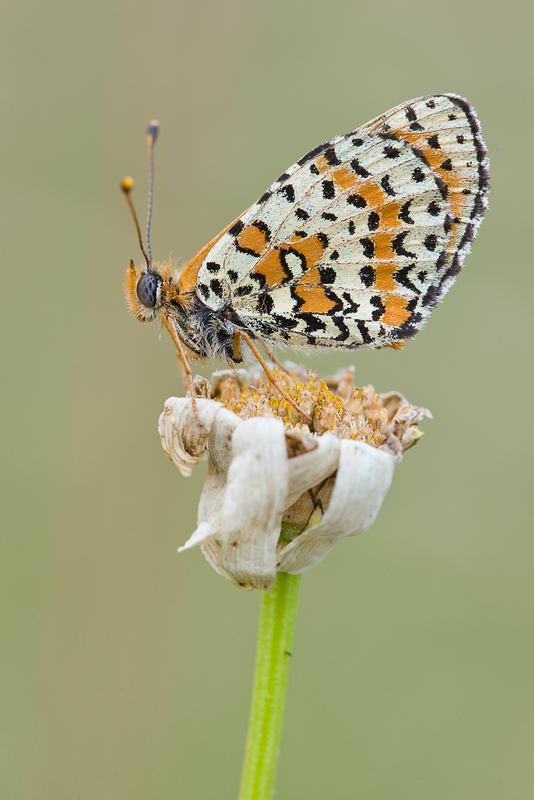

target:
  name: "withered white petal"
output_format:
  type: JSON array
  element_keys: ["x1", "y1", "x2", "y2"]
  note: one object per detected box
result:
[
  {"x1": 284, "y1": 435, "x2": 340, "y2": 509},
  {"x1": 277, "y1": 441, "x2": 394, "y2": 574},
  {"x1": 159, "y1": 397, "x2": 239, "y2": 476},
  {"x1": 214, "y1": 418, "x2": 288, "y2": 590}
]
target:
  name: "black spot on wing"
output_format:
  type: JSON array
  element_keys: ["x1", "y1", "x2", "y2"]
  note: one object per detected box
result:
[
  {"x1": 206, "y1": 261, "x2": 221, "y2": 273},
  {"x1": 392, "y1": 232, "x2": 416, "y2": 257},
  {"x1": 280, "y1": 247, "x2": 306, "y2": 277},
  {"x1": 367, "y1": 211, "x2": 380, "y2": 231},
  {"x1": 210, "y1": 278, "x2": 224, "y2": 298},
  {"x1": 412, "y1": 167, "x2": 425, "y2": 183},
  {"x1": 427, "y1": 135, "x2": 441, "y2": 149},
  {"x1": 422, "y1": 284, "x2": 440, "y2": 308},
  {"x1": 435, "y1": 251, "x2": 447, "y2": 275},
  {"x1": 341, "y1": 292, "x2": 360, "y2": 314},
  {"x1": 357, "y1": 320, "x2": 372, "y2": 345},
  {"x1": 399, "y1": 201, "x2": 414, "y2": 225},
  {"x1": 380, "y1": 175, "x2": 396, "y2": 196},
  {"x1": 234, "y1": 284, "x2": 252, "y2": 297},
  {"x1": 297, "y1": 141, "x2": 330, "y2": 166},
  {"x1": 323, "y1": 147, "x2": 341, "y2": 166},
  {"x1": 323, "y1": 288, "x2": 343, "y2": 315},
  {"x1": 383, "y1": 145, "x2": 401, "y2": 159},
  {"x1": 254, "y1": 220, "x2": 271, "y2": 240},
  {"x1": 272, "y1": 313, "x2": 298, "y2": 330},
  {"x1": 250, "y1": 272, "x2": 267, "y2": 291},
  {"x1": 378, "y1": 131, "x2": 401, "y2": 142},
  {"x1": 322, "y1": 180, "x2": 335, "y2": 199},
  {"x1": 389, "y1": 311, "x2": 423, "y2": 340},
  {"x1": 297, "y1": 312, "x2": 327, "y2": 333},
  {"x1": 347, "y1": 194, "x2": 367, "y2": 208},
  {"x1": 459, "y1": 222, "x2": 476, "y2": 250},
  {"x1": 470, "y1": 193, "x2": 486, "y2": 220},
  {"x1": 295, "y1": 208, "x2": 310, "y2": 220},
  {"x1": 440, "y1": 254, "x2": 462, "y2": 283},
  {"x1": 318, "y1": 266, "x2": 336, "y2": 283},
  {"x1": 279, "y1": 184, "x2": 295, "y2": 203},
  {"x1": 256, "y1": 293, "x2": 274, "y2": 314},
  {"x1": 359, "y1": 265, "x2": 375, "y2": 287},
  {"x1": 370, "y1": 295, "x2": 386, "y2": 321},
  {"x1": 393, "y1": 265, "x2": 420, "y2": 294},
  {"x1": 350, "y1": 159, "x2": 370, "y2": 178},
  {"x1": 332, "y1": 315, "x2": 350, "y2": 341},
  {"x1": 359, "y1": 238, "x2": 375, "y2": 259},
  {"x1": 424, "y1": 233, "x2": 438, "y2": 251},
  {"x1": 228, "y1": 220, "x2": 245, "y2": 237}
]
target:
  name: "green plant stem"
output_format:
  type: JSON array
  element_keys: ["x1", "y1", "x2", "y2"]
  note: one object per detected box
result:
[{"x1": 238, "y1": 571, "x2": 301, "y2": 800}]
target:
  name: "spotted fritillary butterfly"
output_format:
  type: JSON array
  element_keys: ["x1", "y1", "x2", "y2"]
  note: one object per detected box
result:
[{"x1": 124, "y1": 94, "x2": 488, "y2": 390}]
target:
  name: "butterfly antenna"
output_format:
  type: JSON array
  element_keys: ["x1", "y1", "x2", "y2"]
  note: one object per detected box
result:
[
  {"x1": 121, "y1": 177, "x2": 150, "y2": 268},
  {"x1": 146, "y1": 120, "x2": 160, "y2": 264}
]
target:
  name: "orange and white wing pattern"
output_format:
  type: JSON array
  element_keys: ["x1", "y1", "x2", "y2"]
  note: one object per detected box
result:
[{"x1": 194, "y1": 94, "x2": 488, "y2": 350}]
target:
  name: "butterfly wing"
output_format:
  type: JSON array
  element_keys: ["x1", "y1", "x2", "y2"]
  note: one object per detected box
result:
[{"x1": 192, "y1": 94, "x2": 488, "y2": 350}]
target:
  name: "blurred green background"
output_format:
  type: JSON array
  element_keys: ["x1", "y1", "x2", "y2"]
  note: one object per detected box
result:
[{"x1": 1, "y1": 0, "x2": 533, "y2": 797}]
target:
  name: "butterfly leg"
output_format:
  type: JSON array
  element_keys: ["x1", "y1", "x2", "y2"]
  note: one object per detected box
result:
[
  {"x1": 262, "y1": 345, "x2": 294, "y2": 377},
  {"x1": 234, "y1": 331, "x2": 290, "y2": 376},
  {"x1": 232, "y1": 331, "x2": 243, "y2": 363},
  {"x1": 161, "y1": 313, "x2": 203, "y2": 427},
  {"x1": 234, "y1": 329, "x2": 312, "y2": 424}
]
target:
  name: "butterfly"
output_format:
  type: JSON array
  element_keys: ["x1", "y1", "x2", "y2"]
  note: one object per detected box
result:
[{"x1": 123, "y1": 95, "x2": 488, "y2": 417}]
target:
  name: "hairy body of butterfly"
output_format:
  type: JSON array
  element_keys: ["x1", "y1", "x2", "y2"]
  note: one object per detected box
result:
[{"x1": 125, "y1": 94, "x2": 489, "y2": 364}]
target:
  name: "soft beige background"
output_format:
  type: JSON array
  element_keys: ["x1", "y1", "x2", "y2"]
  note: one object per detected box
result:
[{"x1": 1, "y1": 1, "x2": 532, "y2": 798}]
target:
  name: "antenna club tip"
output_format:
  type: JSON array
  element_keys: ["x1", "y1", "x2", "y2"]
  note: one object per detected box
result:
[
  {"x1": 147, "y1": 120, "x2": 160, "y2": 142},
  {"x1": 121, "y1": 176, "x2": 134, "y2": 193}
]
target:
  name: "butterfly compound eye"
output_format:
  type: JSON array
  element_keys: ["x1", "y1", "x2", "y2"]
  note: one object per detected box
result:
[{"x1": 136, "y1": 273, "x2": 160, "y2": 308}]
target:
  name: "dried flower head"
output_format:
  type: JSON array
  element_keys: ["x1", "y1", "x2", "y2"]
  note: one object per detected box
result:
[{"x1": 159, "y1": 365, "x2": 430, "y2": 590}]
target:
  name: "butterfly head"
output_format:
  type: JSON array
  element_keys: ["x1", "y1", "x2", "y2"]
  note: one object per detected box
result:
[
  {"x1": 124, "y1": 261, "x2": 162, "y2": 322},
  {"x1": 125, "y1": 259, "x2": 192, "y2": 323}
]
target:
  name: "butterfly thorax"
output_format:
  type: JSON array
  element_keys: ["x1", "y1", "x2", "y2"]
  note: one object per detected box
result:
[{"x1": 125, "y1": 259, "x2": 245, "y2": 360}]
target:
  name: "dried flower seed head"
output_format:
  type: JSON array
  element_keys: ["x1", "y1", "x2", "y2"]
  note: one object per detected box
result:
[{"x1": 159, "y1": 364, "x2": 431, "y2": 590}]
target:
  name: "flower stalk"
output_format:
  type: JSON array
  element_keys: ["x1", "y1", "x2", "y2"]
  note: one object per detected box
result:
[{"x1": 239, "y1": 572, "x2": 301, "y2": 800}]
